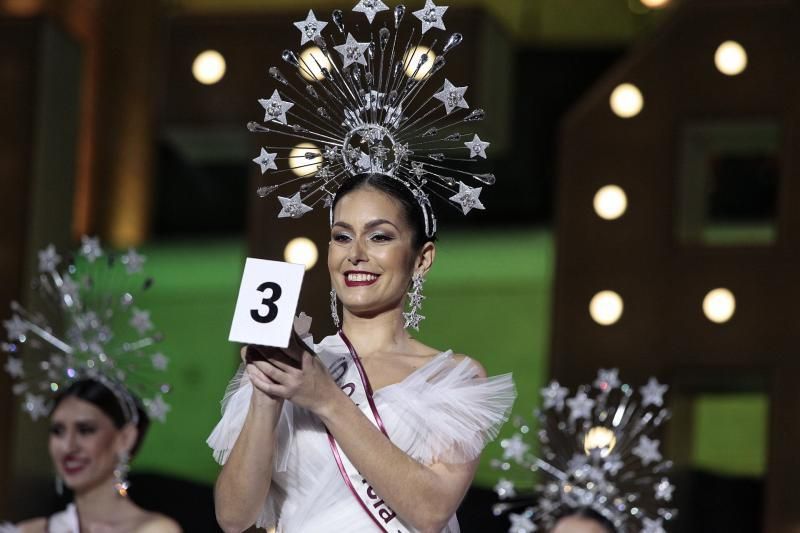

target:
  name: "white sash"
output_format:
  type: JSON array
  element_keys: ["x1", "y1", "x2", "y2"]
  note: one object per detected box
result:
[{"x1": 316, "y1": 332, "x2": 414, "y2": 533}]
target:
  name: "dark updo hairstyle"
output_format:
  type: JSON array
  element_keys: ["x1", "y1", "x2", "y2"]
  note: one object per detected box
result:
[
  {"x1": 553, "y1": 507, "x2": 617, "y2": 533},
  {"x1": 52, "y1": 379, "x2": 151, "y2": 456},
  {"x1": 332, "y1": 173, "x2": 438, "y2": 250}
]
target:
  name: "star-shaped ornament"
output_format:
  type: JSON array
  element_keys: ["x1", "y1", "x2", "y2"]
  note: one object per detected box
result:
[
  {"x1": 151, "y1": 352, "x2": 168, "y2": 371},
  {"x1": 293, "y1": 10, "x2": 328, "y2": 45},
  {"x1": 4, "y1": 356, "x2": 24, "y2": 378},
  {"x1": 632, "y1": 435, "x2": 662, "y2": 465},
  {"x1": 508, "y1": 511, "x2": 537, "y2": 533},
  {"x1": 80, "y1": 235, "x2": 103, "y2": 263},
  {"x1": 541, "y1": 380, "x2": 569, "y2": 411},
  {"x1": 501, "y1": 434, "x2": 529, "y2": 462},
  {"x1": 413, "y1": 0, "x2": 448, "y2": 34},
  {"x1": 258, "y1": 90, "x2": 294, "y2": 124},
  {"x1": 121, "y1": 248, "x2": 146, "y2": 274},
  {"x1": 402, "y1": 309, "x2": 425, "y2": 331},
  {"x1": 494, "y1": 478, "x2": 516, "y2": 500},
  {"x1": 145, "y1": 394, "x2": 171, "y2": 422},
  {"x1": 4, "y1": 315, "x2": 28, "y2": 340},
  {"x1": 593, "y1": 368, "x2": 620, "y2": 392},
  {"x1": 449, "y1": 182, "x2": 485, "y2": 215},
  {"x1": 277, "y1": 193, "x2": 313, "y2": 219},
  {"x1": 641, "y1": 517, "x2": 666, "y2": 533},
  {"x1": 38, "y1": 244, "x2": 61, "y2": 273},
  {"x1": 640, "y1": 377, "x2": 668, "y2": 407},
  {"x1": 464, "y1": 134, "x2": 490, "y2": 159},
  {"x1": 352, "y1": 0, "x2": 389, "y2": 24},
  {"x1": 566, "y1": 391, "x2": 595, "y2": 422},
  {"x1": 129, "y1": 308, "x2": 154, "y2": 335},
  {"x1": 433, "y1": 79, "x2": 468, "y2": 114},
  {"x1": 253, "y1": 148, "x2": 278, "y2": 174},
  {"x1": 410, "y1": 161, "x2": 427, "y2": 179},
  {"x1": 24, "y1": 393, "x2": 48, "y2": 421},
  {"x1": 654, "y1": 477, "x2": 675, "y2": 501},
  {"x1": 334, "y1": 33, "x2": 370, "y2": 68}
]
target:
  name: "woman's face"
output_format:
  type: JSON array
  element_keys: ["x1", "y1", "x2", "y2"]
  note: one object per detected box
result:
[
  {"x1": 329, "y1": 187, "x2": 432, "y2": 317},
  {"x1": 49, "y1": 396, "x2": 130, "y2": 494},
  {"x1": 551, "y1": 516, "x2": 611, "y2": 533}
]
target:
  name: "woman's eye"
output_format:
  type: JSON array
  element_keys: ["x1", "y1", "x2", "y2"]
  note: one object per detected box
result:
[
  {"x1": 332, "y1": 233, "x2": 351, "y2": 242},
  {"x1": 49, "y1": 425, "x2": 64, "y2": 436},
  {"x1": 77, "y1": 424, "x2": 97, "y2": 435},
  {"x1": 370, "y1": 233, "x2": 393, "y2": 242}
]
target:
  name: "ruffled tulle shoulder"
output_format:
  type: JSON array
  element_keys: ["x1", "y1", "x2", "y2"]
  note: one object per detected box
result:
[
  {"x1": 0, "y1": 523, "x2": 20, "y2": 533},
  {"x1": 376, "y1": 352, "x2": 515, "y2": 465},
  {"x1": 206, "y1": 364, "x2": 294, "y2": 472}
]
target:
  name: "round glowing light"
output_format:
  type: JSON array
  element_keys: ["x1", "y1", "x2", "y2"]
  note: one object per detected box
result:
[
  {"x1": 714, "y1": 40, "x2": 748, "y2": 76},
  {"x1": 284, "y1": 237, "x2": 318, "y2": 270},
  {"x1": 299, "y1": 46, "x2": 331, "y2": 82},
  {"x1": 288, "y1": 143, "x2": 322, "y2": 177},
  {"x1": 703, "y1": 288, "x2": 736, "y2": 323},
  {"x1": 402, "y1": 46, "x2": 436, "y2": 80},
  {"x1": 640, "y1": 0, "x2": 670, "y2": 8},
  {"x1": 609, "y1": 83, "x2": 643, "y2": 118},
  {"x1": 584, "y1": 427, "x2": 617, "y2": 457},
  {"x1": 593, "y1": 185, "x2": 628, "y2": 220},
  {"x1": 192, "y1": 50, "x2": 226, "y2": 85},
  {"x1": 589, "y1": 291, "x2": 624, "y2": 326}
]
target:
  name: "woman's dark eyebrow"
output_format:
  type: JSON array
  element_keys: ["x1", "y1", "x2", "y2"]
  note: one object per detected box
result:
[
  {"x1": 364, "y1": 219, "x2": 399, "y2": 230},
  {"x1": 332, "y1": 219, "x2": 399, "y2": 231}
]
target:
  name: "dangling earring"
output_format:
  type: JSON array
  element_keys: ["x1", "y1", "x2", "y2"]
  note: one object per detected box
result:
[
  {"x1": 403, "y1": 272, "x2": 426, "y2": 331},
  {"x1": 330, "y1": 288, "x2": 341, "y2": 329},
  {"x1": 55, "y1": 474, "x2": 64, "y2": 496},
  {"x1": 113, "y1": 451, "x2": 131, "y2": 497}
]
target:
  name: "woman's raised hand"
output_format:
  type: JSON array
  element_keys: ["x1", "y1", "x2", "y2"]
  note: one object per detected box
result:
[{"x1": 245, "y1": 347, "x2": 339, "y2": 416}]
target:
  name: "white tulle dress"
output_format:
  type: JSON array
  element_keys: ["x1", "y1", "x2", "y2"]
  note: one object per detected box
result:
[{"x1": 207, "y1": 333, "x2": 515, "y2": 533}]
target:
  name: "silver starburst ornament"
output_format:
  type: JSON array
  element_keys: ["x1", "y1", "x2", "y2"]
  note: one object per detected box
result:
[
  {"x1": 490, "y1": 369, "x2": 677, "y2": 532},
  {"x1": 248, "y1": 1, "x2": 496, "y2": 237},
  {"x1": 2, "y1": 238, "x2": 172, "y2": 423}
]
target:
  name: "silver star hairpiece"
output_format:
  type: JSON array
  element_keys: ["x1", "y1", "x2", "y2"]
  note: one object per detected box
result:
[
  {"x1": 491, "y1": 369, "x2": 676, "y2": 533},
  {"x1": 2, "y1": 238, "x2": 172, "y2": 423},
  {"x1": 250, "y1": 2, "x2": 496, "y2": 237}
]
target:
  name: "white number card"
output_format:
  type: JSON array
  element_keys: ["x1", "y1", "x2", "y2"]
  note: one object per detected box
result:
[{"x1": 229, "y1": 258, "x2": 305, "y2": 348}]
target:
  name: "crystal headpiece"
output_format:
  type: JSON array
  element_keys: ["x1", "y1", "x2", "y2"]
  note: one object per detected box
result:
[
  {"x1": 2, "y1": 237, "x2": 172, "y2": 424},
  {"x1": 492, "y1": 369, "x2": 676, "y2": 533},
  {"x1": 250, "y1": 1, "x2": 495, "y2": 237}
]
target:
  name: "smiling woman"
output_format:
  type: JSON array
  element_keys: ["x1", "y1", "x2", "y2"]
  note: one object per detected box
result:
[
  {"x1": 209, "y1": 171, "x2": 516, "y2": 533},
  {"x1": 7, "y1": 380, "x2": 181, "y2": 533}
]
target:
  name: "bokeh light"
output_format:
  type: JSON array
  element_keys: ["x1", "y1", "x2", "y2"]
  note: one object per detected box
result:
[
  {"x1": 703, "y1": 288, "x2": 736, "y2": 323},
  {"x1": 192, "y1": 50, "x2": 226, "y2": 85},
  {"x1": 714, "y1": 41, "x2": 748, "y2": 76},
  {"x1": 284, "y1": 237, "x2": 318, "y2": 270},
  {"x1": 590, "y1": 291, "x2": 624, "y2": 325},
  {"x1": 609, "y1": 83, "x2": 644, "y2": 118},
  {"x1": 593, "y1": 185, "x2": 628, "y2": 220}
]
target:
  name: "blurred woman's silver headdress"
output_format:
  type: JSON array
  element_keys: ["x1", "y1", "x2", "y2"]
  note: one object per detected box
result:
[
  {"x1": 2, "y1": 237, "x2": 171, "y2": 424},
  {"x1": 492, "y1": 369, "x2": 677, "y2": 533},
  {"x1": 250, "y1": 1, "x2": 495, "y2": 237}
]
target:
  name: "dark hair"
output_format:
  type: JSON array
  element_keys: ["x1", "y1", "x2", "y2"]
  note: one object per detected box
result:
[
  {"x1": 332, "y1": 173, "x2": 437, "y2": 250},
  {"x1": 553, "y1": 507, "x2": 616, "y2": 533},
  {"x1": 52, "y1": 379, "x2": 150, "y2": 456}
]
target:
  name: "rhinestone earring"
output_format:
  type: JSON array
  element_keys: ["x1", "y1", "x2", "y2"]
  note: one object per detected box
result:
[
  {"x1": 330, "y1": 288, "x2": 341, "y2": 329},
  {"x1": 403, "y1": 273, "x2": 426, "y2": 331},
  {"x1": 113, "y1": 451, "x2": 131, "y2": 497}
]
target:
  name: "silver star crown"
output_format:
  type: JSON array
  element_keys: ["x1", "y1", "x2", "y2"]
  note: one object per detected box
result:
[
  {"x1": 2, "y1": 238, "x2": 172, "y2": 424},
  {"x1": 491, "y1": 369, "x2": 677, "y2": 532},
  {"x1": 248, "y1": 2, "x2": 496, "y2": 238}
]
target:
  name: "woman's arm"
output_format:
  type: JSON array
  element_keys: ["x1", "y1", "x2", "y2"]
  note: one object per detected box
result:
[
  {"x1": 213, "y1": 348, "x2": 285, "y2": 533},
  {"x1": 251, "y1": 353, "x2": 487, "y2": 533}
]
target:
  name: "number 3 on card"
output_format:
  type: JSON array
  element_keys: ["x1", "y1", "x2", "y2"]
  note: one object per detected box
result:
[{"x1": 229, "y1": 258, "x2": 305, "y2": 348}]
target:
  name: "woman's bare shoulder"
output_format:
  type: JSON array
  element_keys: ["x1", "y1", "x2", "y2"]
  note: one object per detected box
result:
[
  {"x1": 15, "y1": 518, "x2": 47, "y2": 533},
  {"x1": 135, "y1": 513, "x2": 182, "y2": 533}
]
